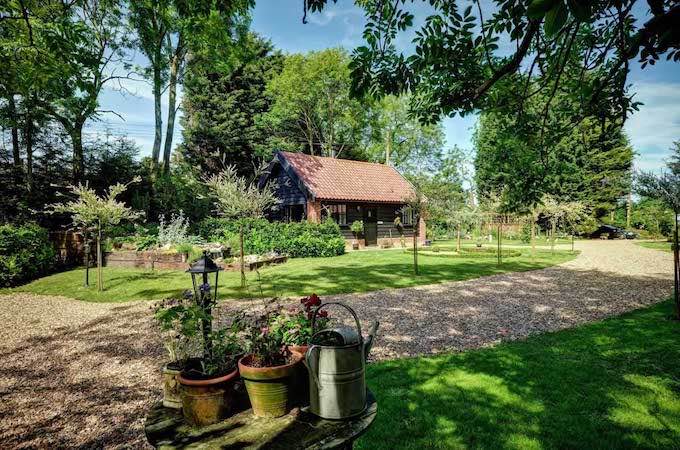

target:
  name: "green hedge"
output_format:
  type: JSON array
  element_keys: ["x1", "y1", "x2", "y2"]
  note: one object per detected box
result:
[
  {"x1": 197, "y1": 218, "x2": 346, "y2": 258},
  {"x1": 0, "y1": 223, "x2": 56, "y2": 287}
]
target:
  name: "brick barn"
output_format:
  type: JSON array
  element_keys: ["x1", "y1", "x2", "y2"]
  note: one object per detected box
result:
[{"x1": 259, "y1": 151, "x2": 425, "y2": 248}]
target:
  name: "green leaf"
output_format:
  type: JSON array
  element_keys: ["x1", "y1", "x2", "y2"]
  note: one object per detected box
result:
[
  {"x1": 566, "y1": 0, "x2": 591, "y2": 22},
  {"x1": 527, "y1": 0, "x2": 558, "y2": 19},
  {"x1": 544, "y1": 2, "x2": 568, "y2": 37}
]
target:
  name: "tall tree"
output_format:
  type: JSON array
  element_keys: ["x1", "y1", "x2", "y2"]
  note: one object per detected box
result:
[
  {"x1": 129, "y1": 0, "x2": 253, "y2": 172},
  {"x1": 304, "y1": 0, "x2": 679, "y2": 127},
  {"x1": 181, "y1": 34, "x2": 282, "y2": 177},
  {"x1": 365, "y1": 95, "x2": 445, "y2": 174},
  {"x1": 262, "y1": 48, "x2": 367, "y2": 158}
]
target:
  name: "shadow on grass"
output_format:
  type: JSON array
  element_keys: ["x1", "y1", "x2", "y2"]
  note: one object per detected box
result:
[{"x1": 358, "y1": 301, "x2": 680, "y2": 449}]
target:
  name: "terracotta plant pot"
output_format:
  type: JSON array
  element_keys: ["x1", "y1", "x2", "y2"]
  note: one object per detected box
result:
[
  {"x1": 162, "y1": 363, "x2": 182, "y2": 409},
  {"x1": 238, "y1": 352, "x2": 303, "y2": 418},
  {"x1": 178, "y1": 368, "x2": 239, "y2": 427}
]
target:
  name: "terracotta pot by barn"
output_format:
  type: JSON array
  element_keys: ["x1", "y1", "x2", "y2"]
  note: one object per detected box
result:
[{"x1": 178, "y1": 368, "x2": 239, "y2": 427}]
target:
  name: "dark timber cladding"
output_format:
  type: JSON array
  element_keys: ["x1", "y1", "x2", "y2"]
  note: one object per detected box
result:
[{"x1": 259, "y1": 151, "x2": 424, "y2": 246}]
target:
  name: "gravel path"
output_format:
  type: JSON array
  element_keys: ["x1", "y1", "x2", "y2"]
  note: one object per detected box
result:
[{"x1": 0, "y1": 240, "x2": 673, "y2": 448}]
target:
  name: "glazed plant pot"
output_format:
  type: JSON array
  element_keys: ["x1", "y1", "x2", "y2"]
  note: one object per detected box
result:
[
  {"x1": 238, "y1": 352, "x2": 303, "y2": 418},
  {"x1": 178, "y1": 369, "x2": 239, "y2": 427},
  {"x1": 162, "y1": 363, "x2": 182, "y2": 409}
]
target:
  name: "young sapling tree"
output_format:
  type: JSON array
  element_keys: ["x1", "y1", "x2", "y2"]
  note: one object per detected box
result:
[
  {"x1": 204, "y1": 166, "x2": 278, "y2": 288},
  {"x1": 50, "y1": 178, "x2": 143, "y2": 291}
]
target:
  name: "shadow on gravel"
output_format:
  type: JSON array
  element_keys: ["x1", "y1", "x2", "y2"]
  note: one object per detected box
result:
[{"x1": 0, "y1": 306, "x2": 164, "y2": 448}]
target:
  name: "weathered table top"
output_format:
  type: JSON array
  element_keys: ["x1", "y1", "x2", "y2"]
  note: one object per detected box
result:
[{"x1": 144, "y1": 389, "x2": 377, "y2": 449}]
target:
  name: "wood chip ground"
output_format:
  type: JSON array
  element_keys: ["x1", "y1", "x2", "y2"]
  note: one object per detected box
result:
[{"x1": 0, "y1": 240, "x2": 673, "y2": 448}]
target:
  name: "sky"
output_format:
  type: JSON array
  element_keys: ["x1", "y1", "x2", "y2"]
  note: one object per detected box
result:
[{"x1": 90, "y1": 0, "x2": 680, "y2": 172}]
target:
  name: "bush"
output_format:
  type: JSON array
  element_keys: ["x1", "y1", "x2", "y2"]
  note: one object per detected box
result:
[
  {"x1": 0, "y1": 224, "x2": 56, "y2": 287},
  {"x1": 197, "y1": 217, "x2": 346, "y2": 258}
]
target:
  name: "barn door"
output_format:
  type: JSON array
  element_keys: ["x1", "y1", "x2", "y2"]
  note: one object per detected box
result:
[{"x1": 364, "y1": 207, "x2": 378, "y2": 246}]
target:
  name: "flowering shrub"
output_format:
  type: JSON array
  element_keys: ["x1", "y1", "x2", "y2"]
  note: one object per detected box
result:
[
  {"x1": 241, "y1": 294, "x2": 331, "y2": 367},
  {"x1": 270, "y1": 293, "x2": 330, "y2": 346}
]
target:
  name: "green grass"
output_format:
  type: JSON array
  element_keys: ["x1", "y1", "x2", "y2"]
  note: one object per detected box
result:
[
  {"x1": 358, "y1": 300, "x2": 680, "y2": 449},
  {"x1": 5, "y1": 248, "x2": 577, "y2": 303},
  {"x1": 637, "y1": 241, "x2": 673, "y2": 253}
]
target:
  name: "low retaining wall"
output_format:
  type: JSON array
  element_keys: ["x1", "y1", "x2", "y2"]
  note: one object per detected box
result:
[{"x1": 104, "y1": 251, "x2": 190, "y2": 270}]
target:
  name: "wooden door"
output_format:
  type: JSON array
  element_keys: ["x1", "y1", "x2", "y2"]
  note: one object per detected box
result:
[{"x1": 364, "y1": 207, "x2": 378, "y2": 246}]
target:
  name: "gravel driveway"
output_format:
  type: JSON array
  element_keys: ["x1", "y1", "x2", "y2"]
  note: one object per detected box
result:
[{"x1": 0, "y1": 240, "x2": 673, "y2": 448}]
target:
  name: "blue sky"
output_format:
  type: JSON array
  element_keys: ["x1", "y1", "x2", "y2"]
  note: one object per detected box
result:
[{"x1": 91, "y1": 1, "x2": 680, "y2": 172}]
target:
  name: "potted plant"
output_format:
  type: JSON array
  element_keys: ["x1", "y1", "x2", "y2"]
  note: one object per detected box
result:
[
  {"x1": 155, "y1": 290, "x2": 246, "y2": 427},
  {"x1": 238, "y1": 302, "x2": 305, "y2": 418},
  {"x1": 153, "y1": 298, "x2": 192, "y2": 409},
  {"x1": 270, "y1": 294, "x2": 331, "y2": 354},
  {"x1": 350, "y1": 220, "x2": 364, "y2": 250}
]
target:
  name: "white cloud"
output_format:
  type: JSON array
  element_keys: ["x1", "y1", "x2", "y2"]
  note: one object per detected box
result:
[{"x1": 625, "y1": 81, "x2": 680, "y2": 171}]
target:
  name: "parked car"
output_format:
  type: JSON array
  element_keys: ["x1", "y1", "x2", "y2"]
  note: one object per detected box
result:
[{"x1": 590, "y1": 225, "x2": 636, "y2": 240}]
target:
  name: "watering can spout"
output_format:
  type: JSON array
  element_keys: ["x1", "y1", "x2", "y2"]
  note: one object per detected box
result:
[{"x1": 364, "y1": 321, "x2": 379, "y2": 360}]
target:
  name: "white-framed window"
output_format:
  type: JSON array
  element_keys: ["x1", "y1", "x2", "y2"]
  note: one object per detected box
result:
[
  {"x1": 402, "y1": 206, "x2": 413, "y2": 225},
  {"x1": 324, "y1": 204, "x2": 347, "y2": 225}
]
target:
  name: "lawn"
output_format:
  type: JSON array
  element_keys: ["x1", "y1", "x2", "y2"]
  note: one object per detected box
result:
[
  {"x1": 6, "y1": 248, "x2": 577, "y2": 302},
  {"x1": 359, "y1": 300, "x2": 680, "y2": 450},
  {"x1": 637, "y1": 241, "x2": 673, "y2": 253}
]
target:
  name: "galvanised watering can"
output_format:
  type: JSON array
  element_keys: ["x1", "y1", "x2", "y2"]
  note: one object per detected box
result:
[{"x1": 305, "y1": 302, "x2": 379, "y2": 419}]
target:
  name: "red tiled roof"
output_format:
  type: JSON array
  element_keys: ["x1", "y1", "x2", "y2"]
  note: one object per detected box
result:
[{"x1": 279, "y1": 151, "x2": 415, "y2": 203}]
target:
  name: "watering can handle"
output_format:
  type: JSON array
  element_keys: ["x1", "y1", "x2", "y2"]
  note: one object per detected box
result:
[
  {"x1": 311, "y1": 302, "x2": 362, "y2": 342},
  {"x1": 305, "y1": 345, "x2": 322, "y2": 390}
]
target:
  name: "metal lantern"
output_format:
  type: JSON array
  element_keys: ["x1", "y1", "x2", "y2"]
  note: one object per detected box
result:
[{"x1": 186, "y1": 251, "x2": 222, "y2": 303}]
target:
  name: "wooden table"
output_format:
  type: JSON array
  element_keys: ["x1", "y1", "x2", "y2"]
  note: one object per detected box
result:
[{"x1": 145, "y1": 390, "x2": 377, "y2": 449}]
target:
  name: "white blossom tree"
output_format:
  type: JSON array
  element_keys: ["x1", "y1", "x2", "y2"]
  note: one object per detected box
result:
[
  {"x1": 51, "y1": 178, "x2": 143, "y2": 291},
  {"x1": 204, "y1": 166, "x2": 278, "y2": 288}
]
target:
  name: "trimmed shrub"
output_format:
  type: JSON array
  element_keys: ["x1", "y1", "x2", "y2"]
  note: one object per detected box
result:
[
  {"x1": 197, "y1": 217, "x2": 346, "y2": 258},
  {"x1": 0, "y1": 224, "x2": 56, "y2": 287}
]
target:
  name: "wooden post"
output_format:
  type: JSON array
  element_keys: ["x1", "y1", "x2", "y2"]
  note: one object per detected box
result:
[
  {"x1": 97, "y1": 223, "x2": 103, "y2": 292},
  {"x1": 413, "y1": 227, "x2": 419, "y2": 275},
  {"x1": 497, "y1": 223, "x2": 502, "y2": 265},
  {"x1": 530, "y1": 220, "x2": 536, "y2": 259}
]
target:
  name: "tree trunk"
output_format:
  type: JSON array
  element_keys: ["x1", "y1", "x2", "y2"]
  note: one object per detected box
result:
[
  {"x1": 531, "y1": 220, "x2": 536, "y2": 258},
  {"x1": 23, "y1": 112, "x2": 33, "y2": 192},
  {"x1": 151, "y1": 58, "x2": 163, "y2": 171},
  {"x1": 551, "y1": 220, "x2": 556, "y2": 254},
  {"x1": 162, "y1": 50, "x2": 180, "y2": 173},
  {"x1": 8, "y1": 95, "x2": 21, "y2": 169},
  {"x1": 626, "y1": 192, "x2": 632, "y2": 229},
  {"x1": 71, "y1": 127, "x2": 85, "y2": 183},
  {"x1": 97, "y1": 224, "x2": 103, "y2": 292},
  {"x1": 457, "y1": 225, "x2": 461, "y2": 252},
  {"x1": 240, "y1": 223, "x2": 246, "y2": 288}
]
